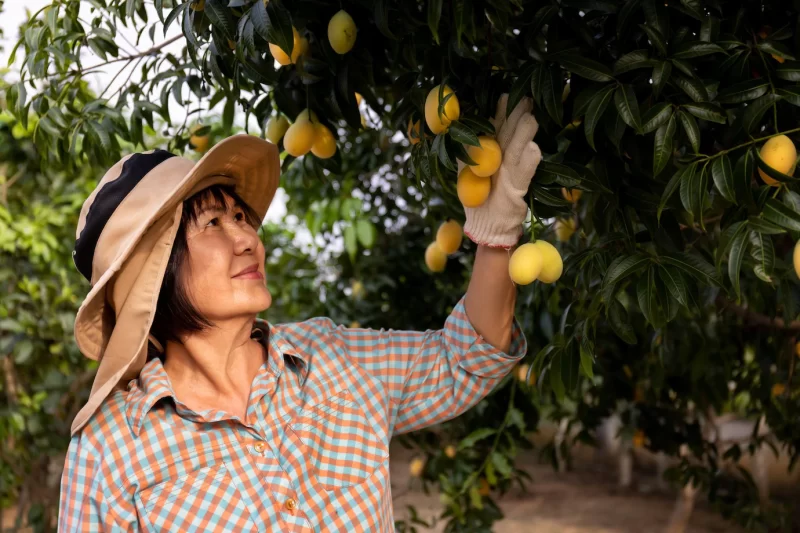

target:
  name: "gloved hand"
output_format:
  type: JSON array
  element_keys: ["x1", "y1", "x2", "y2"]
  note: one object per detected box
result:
[{"x1": 461, "y1": 94, "x2": 542, "y2": 249}]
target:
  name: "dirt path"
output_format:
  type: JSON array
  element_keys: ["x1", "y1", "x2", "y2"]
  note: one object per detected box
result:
[{"x1": 391, "y1": 445, "x2": 742, "y2": 533}]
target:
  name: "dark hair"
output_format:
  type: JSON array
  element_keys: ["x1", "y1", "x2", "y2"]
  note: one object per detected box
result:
[{"x1": 147, "y1": 184, "x2": 262, "y2": 360}]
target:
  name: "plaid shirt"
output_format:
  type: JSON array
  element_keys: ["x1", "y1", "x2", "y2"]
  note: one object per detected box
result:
[{"x1": 58, "y1": 295, "x2": 526, "y2": 532}]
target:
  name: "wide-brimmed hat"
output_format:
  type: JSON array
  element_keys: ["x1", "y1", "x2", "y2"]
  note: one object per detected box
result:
[{"x1": 69, "y1": 134, "x2": 280, "y2": 436}]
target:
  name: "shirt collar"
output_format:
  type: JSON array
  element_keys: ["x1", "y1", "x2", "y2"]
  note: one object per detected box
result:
[{"x1": 125, "y1": 319, "x2": 310, "y2": 436}]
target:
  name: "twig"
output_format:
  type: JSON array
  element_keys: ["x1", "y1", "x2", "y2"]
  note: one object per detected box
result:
[
  {"x1": 697, "y1": 126, "x2": 800, "y2": 164},
  {"x1": 67, "y1": 35, "x2": 182, "y2": 78},
  {"x1": 717, "y1": 296, "x2": 800, "y2": 331}
]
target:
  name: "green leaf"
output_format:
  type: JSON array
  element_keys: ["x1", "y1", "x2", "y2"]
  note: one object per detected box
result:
[
  {"x1": 638, "y1": 267, "x2": 664, "y2": 327},
  {"x1": 507, "y1": 63, "x2": 537, "y2": 119},
  {"x1": 432, "y1": 134, "x2": 456, "y2": 171},
  {"x1": 584, "y1": 85, "x2": 615, "y2": 150},
  {"x1": 762, "y1": 198, "x2": 800, "y2": 231},
  {"x1": 448, "y1": 121, "x2": 480, "y2": 147},
  {"x1": 653, "y1": 113, "x2": 676, "y2": 176},
  {"x1": 459, "y1": 428, "x2": 496, "y2": 450},
  {"x1": 601, "y1": 253, "x2": 651, "y2": 301},
  {"x1": 749, "y1": 230, "x2": 775, "y2": 282},
  {"x1": 458, "y1": 115, "x2": 495, "y2": 136},
  {"x1": 680, "y1": 160, "x2": 707, "y2": 227},
  {"x1": 776, "y1": 87, "x2": 800, "y2": 107},
  {"x1": 561, "y1": 347, "x2": 580, "y2": 392},
  {"x1": 658, "y1": 265, "x2": 690, "y2": 307},
  {"x1": 775, "y1": 62, "x2": 800, "y2": 82},
  {"x1": 658, "y1": 164, "x2": 692, "y2": 220},
  {"x1": 469, "y1": 484, "x2": 483, "y2": 509},
  {"x1": 453, "y1": 0, "x2": 472, "y2": 46},
  {"x1": 344, "y1": 224, "x2": 357, "y2": 261},
  {"x1": 579, "y1": 342, "x2": 595, "y2": 379},
  {"x1": 205, "y1": 0, "x2": 236, "y2": 40},
  {"x1": 747, "y1": 216, "x2": 786, "y2": 235},
  {"x1": 265, "y1": 0, "x2": 294, "y2": 59},
  {"x1": 717, "y1": 79, "x2": 770, "y2": 104},
  {"x1": 491, "y1": 451, "x2": 513, "y2": 477},
  {"x1": 728, "y1": 227, "x2": 749, "y2": 300},
  {"x1": 757, "y1": 41, "x2": 796, "y2": 61},
  {"x1": 661, "y1": 252, "x2": 721, "y2": 285},
  {"x1": 733, "y1": 150, "x2": 755, "y2": 205},
  {"x1": 682, "y1": 102, "x2": 726, "y2": 124},
  {"x1": 356, "y1": 219, "x2": 376, "y2": 248},
  {"x1": 374, "y1": 0, "x2": 396, "y2": 40},
  {"x1": 537, "y1": 161, "x2": 582, "y2": 188},
  {"x1": 712, "y1": 155, "x2": 735, "y2": 203},
  {"x1": 677, "y1": 110, "x2": 700, "y2": 153},
  {"x1": 613, "y1": 50, "x2": 657, "y2": 74},
  {"x1": 639, "y1": 24, "x2": 668, "y2": 57},
  {"x1": 543, "y1": 66, "x2": 564, "y2": 125},
  {"x1": 550, "y1": 351, "x2": 565, "y2": 402},
  {"x1": 555, "y1": 53, "x2": 615, "y2": 82},
  {"x1": 641, "y1": 102, "x2": 673, "y2": 134},
  {"x1": 742, "y1": 93, "x2": 782, "y2": 133},
  {"x1": 652, "y1": 61, "x2": 672, "y2": 98},
  {"x1": 672, "y1": 41, "x2": 725, "y2": 59},
  {"x1": 617, "y1": 0, "x2": 642, "y2": 37},
  {"x1": 614, "y1": 84, "x2": 641, "y2": 132},
  {"x1": 673, "y1": 75, "x2": 708, "y2": 102},
  {"x1": 608, "y1": 299, "x2": 637, "y2": 344},
  {"x1": 428, "y1": 0, "x2": 443, "y2": 44}
]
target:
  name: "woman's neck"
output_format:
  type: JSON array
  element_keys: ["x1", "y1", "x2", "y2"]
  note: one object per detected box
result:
[{"x1": 162, "y1": 316, "x2": 266, "y2": 419}]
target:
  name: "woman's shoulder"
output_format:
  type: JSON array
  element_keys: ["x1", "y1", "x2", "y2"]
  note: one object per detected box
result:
[{"x1": 70, "y1": 388, "x2": 133, "y2": 450}]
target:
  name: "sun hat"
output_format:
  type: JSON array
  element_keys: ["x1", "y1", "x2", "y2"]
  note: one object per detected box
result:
[{"x1": 69, "y1": 134, "x2": 280, "y2": 436}]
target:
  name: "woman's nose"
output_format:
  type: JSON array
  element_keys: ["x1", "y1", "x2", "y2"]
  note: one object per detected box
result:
[{"x1": 229, "y1": 222, "x2": 259, "y2": 255}]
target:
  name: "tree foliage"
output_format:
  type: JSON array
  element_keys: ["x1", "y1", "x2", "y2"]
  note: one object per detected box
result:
[{"x1": 4, "y1": 0, "x2": 800, "y2": 530}]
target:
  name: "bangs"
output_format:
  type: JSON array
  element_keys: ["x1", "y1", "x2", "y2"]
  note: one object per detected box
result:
[{"x1": 181, "y1": 184, "x2": 262, "y2": 229}]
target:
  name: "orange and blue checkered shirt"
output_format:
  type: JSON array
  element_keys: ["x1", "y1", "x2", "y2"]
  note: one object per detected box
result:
[{"x1": 58, "y1": 295, "x2": 526, "y2": 532}]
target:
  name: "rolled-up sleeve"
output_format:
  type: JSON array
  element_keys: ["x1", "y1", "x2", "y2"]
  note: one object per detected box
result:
[{"x1": 332, "y1": 294, "x2": 527, "y2": 435}]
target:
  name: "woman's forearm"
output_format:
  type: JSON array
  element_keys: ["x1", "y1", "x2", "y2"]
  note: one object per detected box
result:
[{"x1": 464, "y1": 244, "x2": 517, "y2": 353}]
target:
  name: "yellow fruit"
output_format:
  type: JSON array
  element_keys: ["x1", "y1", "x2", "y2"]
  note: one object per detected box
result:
[
  {"x1": 632, "y1": 430, "x2": 646, "y2": 448},
  {"x1": 772, "y1": 54, "x2": 786, "y2": 64},
  {"x1": 191, "y1": 0, "x2": 205, "y2": 11},
  {"x1": 508, "y1": 243, "x2": 543, "y2": 285},
  {"x1": 436, "y1": 220, "x2": 463, "y2": 255},
  {"x1": 457, "y1": 166, "x2": 491, "y2": 208},
  {"x1": 265, "y1": 115, "x2": 290, "y2": 144},
  {"x1": 425, "y1": 242, "x2": 447, "y2": 273},
  {"x1": 466, "y1": 136, "x2": 502, "y2": 178},
  {"x1": 355, "y1": 92, "x2": 363, "y2": 106},
  {"x1": 517, "y1": 363, "x2": 531, "y2": 384},
  {"x1": 283, "y1": 120, "x2": 316, "y2": 157},
  {"x1": 189, "y1": 125, "x2": 209, "y2": 153},
  {"x1": 444, "y1": 445, "x2": 457, "y2": 459},
  {"x1": 311, "y1": 124, "x2": 337, "y2": 159},
  {"x1": 759, "y1": 134, "x2": 797, "y2": 186},
  {"x1": 349, "y1": 321, "x2": 361, "y2": 328},
  {"x1": 351, "y1": 280, "x2": 365, "y2": 299},
  {"x1": 425, "y1": 85, "x2": 460, "y2": 134},
  {"x1": 554, "y1": 218, "x2": 576, "y2": 242},
  {"x1": 623, "y1": 365, "x2": 633, "y2": 378},
  {"x1": 533, "y1": 241, "x2": 563, "y2": 283},
  {"x1": 297, "y1": 109, "x2": 318, "y2": 123},
  {"x1": 269, "y1": 27, "x2": 302, "y2": 65},
  {"x1": 772, "y1": 383, "x2": 786, "y2": 397},
  {"x1": 478, "y1": 478, "x2": 491, "y2": 496},
  {"x1": 794, "y1": 241, "x2": 800, "y2": 279},
  {"x1": 409, "y1": 457, "x2": 425, "y2": 477},
  {"x1": 227, "y1": 39, "x2": 236, "y2": 50},
  {"x1": 328, "y1": 10, "x2": 357, "y2": 54},
  {"x1": 407, "y1": 119, "x2": 422, "y2": 145},
  {"x1": 562, "y1": 187, "x2": 583, "y2": 203}
]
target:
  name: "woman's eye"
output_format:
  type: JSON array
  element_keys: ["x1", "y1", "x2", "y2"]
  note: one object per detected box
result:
[
  {"x1": 234, "y1": 212, "x2": 245, "y2": 222},
  {"x1": 206, "y1": 217, "x2": 219, "y2": 227}
]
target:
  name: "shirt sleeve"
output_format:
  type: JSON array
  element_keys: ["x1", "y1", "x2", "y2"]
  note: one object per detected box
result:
[
  {"x1": 58, "y1": 433, "x2": 130, "y2": 532},
  {"x1": 331, "y1": 294, "x2": 527, "y2": 435}
]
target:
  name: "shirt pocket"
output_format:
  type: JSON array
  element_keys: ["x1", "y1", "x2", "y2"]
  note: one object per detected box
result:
[
  {"x1": 288, "y1": 389, "x2": 388, "y2": 490},
  {"x1": 138, "y1": 462, "x2": 257, "y2": 532}
]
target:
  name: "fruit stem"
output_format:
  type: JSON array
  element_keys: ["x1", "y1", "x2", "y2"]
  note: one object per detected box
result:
[
  {"x1": 698, "y1": 126, "x2": 800, "y2": 163},
  {"x1": 305, "y1": 85, "x2": 311, "y2": 122},
  {"x1": 528, "y1": 193, "x2": 536, "y2": 241}
]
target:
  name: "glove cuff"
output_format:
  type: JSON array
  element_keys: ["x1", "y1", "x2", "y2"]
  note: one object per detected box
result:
[{"x1": 463, "y1": 203, "x2": 526, "y2": 249}]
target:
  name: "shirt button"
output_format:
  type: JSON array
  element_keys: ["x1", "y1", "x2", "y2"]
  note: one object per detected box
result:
[
  {"x1": 254, "y1": 441, "x2": 266, "y2": 454},
  {"x1": 285, "y1": 497, "x2": 297, "y2": 511}
]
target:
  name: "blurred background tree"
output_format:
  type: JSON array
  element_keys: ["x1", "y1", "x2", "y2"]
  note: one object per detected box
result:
[{"x1": 3, "y1": 0, "x2": 800, "y2": 531}]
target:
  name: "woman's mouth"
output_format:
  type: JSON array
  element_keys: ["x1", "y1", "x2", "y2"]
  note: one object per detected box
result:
[{"x1": 233, "y1": 264, "x2": 264, "y2": 280}]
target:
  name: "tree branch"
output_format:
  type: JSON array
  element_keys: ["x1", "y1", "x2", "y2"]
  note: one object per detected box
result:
[
  {"x1": 69, "y1": 34, "x2": 183, "y2": 77},
  {"x1": 716, "y1": 296, "x2": 800, "y2": 331}
]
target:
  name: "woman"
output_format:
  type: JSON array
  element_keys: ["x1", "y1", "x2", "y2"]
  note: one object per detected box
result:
[{"x1": 58, "y1": 94, "x2": 540, "y2": 532}]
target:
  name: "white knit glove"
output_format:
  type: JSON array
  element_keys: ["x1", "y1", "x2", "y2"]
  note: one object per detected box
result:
[{"x1": 461, "y1": 94, "x2": 542, "y2": 248}]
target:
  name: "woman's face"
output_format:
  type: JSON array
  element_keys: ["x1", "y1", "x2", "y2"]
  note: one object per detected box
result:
[{"x1": 182, "y1": 191, "x2": 271, "y2": 322}]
